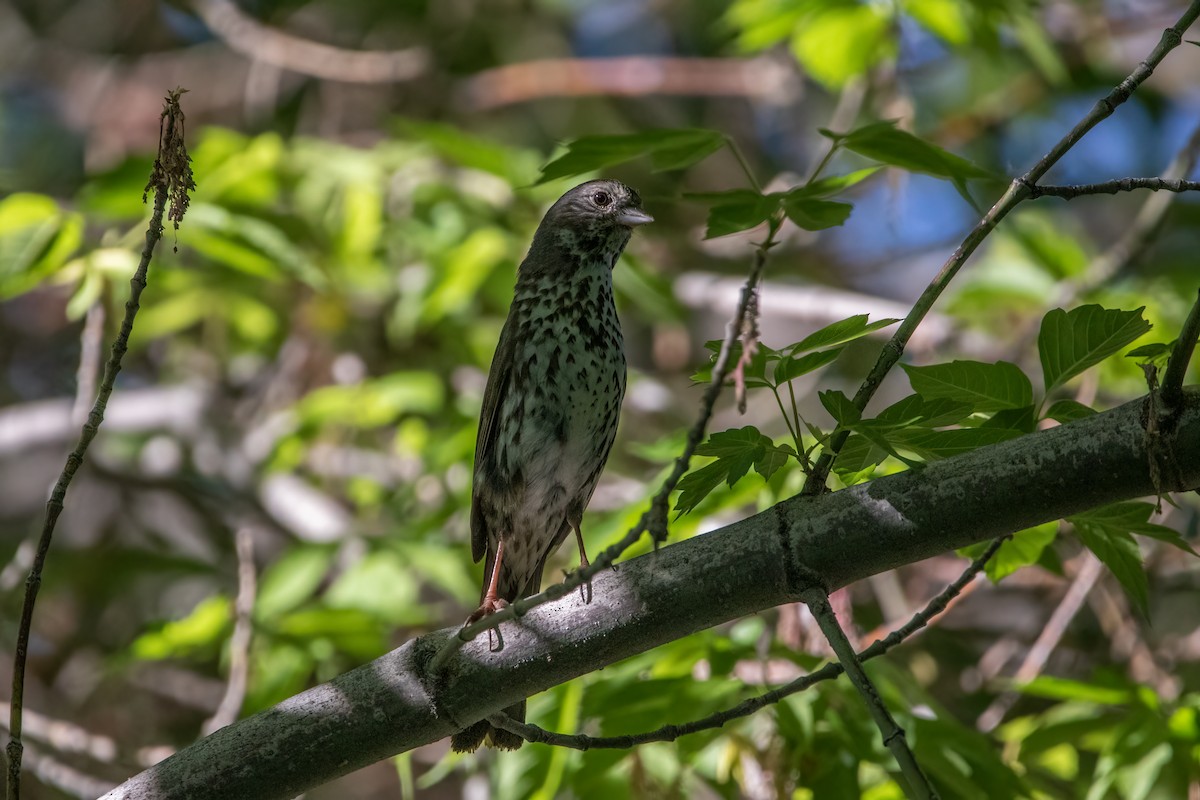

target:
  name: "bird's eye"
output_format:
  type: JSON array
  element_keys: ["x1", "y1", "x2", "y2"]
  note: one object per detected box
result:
[{"x1": 592, "y1": 191, "x2": 612, "y2": 207}]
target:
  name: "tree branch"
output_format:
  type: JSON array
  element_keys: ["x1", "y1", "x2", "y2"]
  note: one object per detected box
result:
[
  {"x1": 801, "y1": 0, "x2": 1200, "y2": 495},
  {"x1": 1162, "y1": 288, "x2": 1200, "y2": 409},
  {"x1": 101, "y1": 391, "x2": 1200, "y2": 800},
  {"x1": 1024, "y1": 177, "x2": 1200, "y2": 199},
  {"x1": 487, "y1": 537, "x2": 1008, "y2": 750},
  {"x1": 6, "y1": 89, "x2": 192, "y2": 800}
]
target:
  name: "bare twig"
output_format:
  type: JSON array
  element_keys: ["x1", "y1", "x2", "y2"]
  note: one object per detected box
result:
[
  {"x1": 802, "y1": 588, "x2": 938, "y2": 800},
  {"x1": 191, "y1": 0, "x2": 428, "y2": 83},
  {"x1": 202, "y1": 528, "x2": 257, "y2": 736},
  {"x1": 429, "y1": 215, "x2": 782, "y2": 673},
  {"x1": 6, "y1": 89, "x2": 191, "y2": 800},
  {"x1": 489, "y1": 538, "x2": 1006, "y2": 751},
  {"x1": 1024, "y1": 177, "x2": 1200, "y2": 199},
  {"x1": 976, "y1": 552, "x2": 1105, "y2": 733},
  {"x1": 801, "y1": 2, "x2": 1200, "y2": 496}
]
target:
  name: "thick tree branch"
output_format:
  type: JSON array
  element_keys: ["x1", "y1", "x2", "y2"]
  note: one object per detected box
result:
[{"x1": 101, "y1": 390, "x2": 1200, "y2": 800}]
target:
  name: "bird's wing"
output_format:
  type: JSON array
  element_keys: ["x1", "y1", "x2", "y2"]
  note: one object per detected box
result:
[{"x1": 470, "y1": 313, "x2": 519, "y2": 563}]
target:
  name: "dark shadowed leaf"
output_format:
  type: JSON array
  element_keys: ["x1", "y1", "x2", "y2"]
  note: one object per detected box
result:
[
  {"x1": 1073, "y1": 522, "x2": 1148, "y2": 616},
  {"x1": 781, "y1": 195, "x2": 853, "y2": 230},
  {"x1": 1038, "y1": 305, "x2": 1152, "y2": 392},
  {"x1": 685, "y1": 189, "x2": 781, "y2": 238},
  {"x1": 819, "y1": 390, "x2": 861, "y2": 426},
  {"x1": 1072, "y1": 502, "x2": 1198, "y2": 557},
  {"x1": 875, "y1": 394, "x2": 974, "y2": 428},
  {"x1": 773, "y1": 347, "x2": 845, "y2": 384},
  {"x1": 1044, "y1": 399, "x2": 1097, "y2": 423},
  {"x1": 538, "y1": 129, "x2": 726, "y2": 183},
  {"x1": 674, "y1": 427, "x2": 795, "y2": 514}
]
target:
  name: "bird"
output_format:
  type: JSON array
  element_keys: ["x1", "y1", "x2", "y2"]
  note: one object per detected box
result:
[{"x1": 449, "y1": 179, "x2": 652, "y2": 752}]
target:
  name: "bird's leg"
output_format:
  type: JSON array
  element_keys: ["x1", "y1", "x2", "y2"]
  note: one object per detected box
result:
[
  {"x1": 466, "y1": 538, "x2": 509, "y2": 624},
  {"x1": 568, "y1": 516, "x2": 592, "y2": 604}
]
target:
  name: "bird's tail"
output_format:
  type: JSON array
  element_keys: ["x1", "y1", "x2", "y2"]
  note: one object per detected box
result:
[{"x1": 449, "y1": 700, "x2": 526, "y2": 752}]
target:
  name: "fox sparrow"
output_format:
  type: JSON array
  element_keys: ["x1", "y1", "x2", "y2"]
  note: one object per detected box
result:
[{"x1": 449, "y1": 179, "x2": 652, "y2": 752}]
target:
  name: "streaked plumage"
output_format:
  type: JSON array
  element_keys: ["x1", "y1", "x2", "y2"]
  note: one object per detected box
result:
[{"x1": 450, "y1": 179, "x2": 651, "y2": 752}]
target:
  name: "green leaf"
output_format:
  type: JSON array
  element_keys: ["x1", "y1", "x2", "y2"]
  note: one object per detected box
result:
[
  {"x1": 791, "y1": 314, "x2": 901, "y2": 353},
  {"x1": 797, "y1": 167, "x2": 881, "y2": 198},
  {"x1": 131, "y1": 595, "x2": 231, "y2": 660},
  {"x1": 819, "y1": 390, "x2": 861, "y2": 426},
  {"x1": 903, "y1": 0, "x2": 971, "y2": 45},
  {"x1": 1044, "y1": 399, "x2": 1097, "y2": 424},
  {"x1": 773, "y1": 347, "x2": 844, "y2": 384},
  {"x1": 673, "y1": 461, "x2": 728, "y2": 517},
  {"x1": 980, "y1": 405, "x2": 1036, "y2": 434},
  {"x1": 887, "y1": 426, "x2": 1023, "y2": 460},
  {"x1": 876, "y1": 394, "x2": 975, "y2": 428},
  {"x1": 537, "y1": 129, "x2": 725, "y2": 183},
  {"x1": 790, "y1": 4, "x2": 892, "y2": 88},
  {"x1": 780, "y1": 196, "x2": 853, "y2": 230},
  {"x1": 902, "y1": 360, "x2": 1033, "y2": 412},
  {"x1": 830, "y1": 120, "x2": 993, "y2": 203},
  {"x1": 1074, "y1": 523, "x2": 1148, "y2": 616},
  {"x1": 686, "y1": 189, "x2": 781, "y2": 239},
  {"x1": 1038, "y1": 305, "x2": 1152, "y2": 392},
  {"x1": 674, "y1": 427, "x2": 794, "y2": 514},
  {"x1": 984, "y1": 523, "x2": 1058, "y2": 582},
  {"x1": 1072, "y1": 502, "x2": 1198, "y2": 557},
  {"x1": 256, "y1": 547, "x2": 334, "y2": 620},
  {"x1": 693, "y1": 339, "x2": 775, "y2": 386},
  {"x1": 1017, "y1": 676, "x2": 1132, "y2": 705},
  {"x1": 0, "y1": 193, "x2": 83, "y2": 297},
  {"x1": 1125, "y1": 341, "x2": 1174, "y2": 369}
]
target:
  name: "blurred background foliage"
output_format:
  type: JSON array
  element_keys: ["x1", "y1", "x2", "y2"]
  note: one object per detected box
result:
[{"x1": 1, "y1": 0, "x2": 1199, "y2": 798}]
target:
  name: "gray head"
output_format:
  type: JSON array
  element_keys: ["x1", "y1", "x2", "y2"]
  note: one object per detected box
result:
[
  {"x1": 542, "y1": 179, "x2": 653, "y2": 231},
  {"x1": 525, "y1": 180, "x2": 652, "y2": 274}
]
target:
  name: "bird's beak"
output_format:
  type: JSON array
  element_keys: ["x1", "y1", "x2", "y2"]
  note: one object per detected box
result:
[{"x1": 617, "y1": 208, "x2": 654, "y2": 227}]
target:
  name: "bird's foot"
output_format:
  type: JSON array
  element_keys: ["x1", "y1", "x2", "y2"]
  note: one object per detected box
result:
[{"x1": 465, "y1": 596, "x2": 509, "y2": 625}]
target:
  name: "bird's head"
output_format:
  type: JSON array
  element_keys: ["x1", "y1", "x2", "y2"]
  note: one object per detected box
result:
[
  {"x1": 527, "y1": 180, "x2": 653, "y2": 271},
  {"x1": 543, "y1": 179, "x2": 654, "y2": 231}
]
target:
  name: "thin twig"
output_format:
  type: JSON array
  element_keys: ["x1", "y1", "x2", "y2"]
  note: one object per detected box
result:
[
  {"x1": 1161, "y1": 288, "x2": 1200, "y2": 409},
  {"x1": 801, "y1": 2, "x2": 1200, "y2": 496},
  {"x1": 801, "y1": 588, "x2": 938, "y2": 800},
  {"x1": 5, "y1": 89, "x2": 192, "y2": 800},
  {"x1": 976, "y1": 551, "x2": 1105, "y2": 733},
  {"x1": 429, "y1": 215, "x2": 782, "y2": 673},
  {"x1": 1025, "y1": 177, "x2": 1200, "y2": 199},
  {"x1": 202, "y1": 527, "x2": 257, "y2": 736},
  {"x1": 489, "y1": 538, "x2": 1006, "y2": 750}
]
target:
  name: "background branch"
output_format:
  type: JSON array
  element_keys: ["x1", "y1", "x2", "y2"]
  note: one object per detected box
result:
[{"x1": 1026, "y1": 177, "x2": 1200, "y2": 199}]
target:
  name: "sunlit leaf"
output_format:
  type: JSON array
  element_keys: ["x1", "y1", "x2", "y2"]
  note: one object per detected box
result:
[
  {"x1": 1038, "y1": 305, "x2": 1152, "y2": 392},
  {"x1": 790, "y1": 4, "x2": 892, "y2": 88},
  {"x1": 903, "y1": 360, "x2": 1033, "y2": 412},
  {"x1": 791, "y1": 314, "x2": 900, "y2": 353},
  {"x1": 256, "y1": 547, "x2": 334, "y2": 620},
  {"x1": 131, "y1": 595, "x2": 231, "y2": 660}
]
